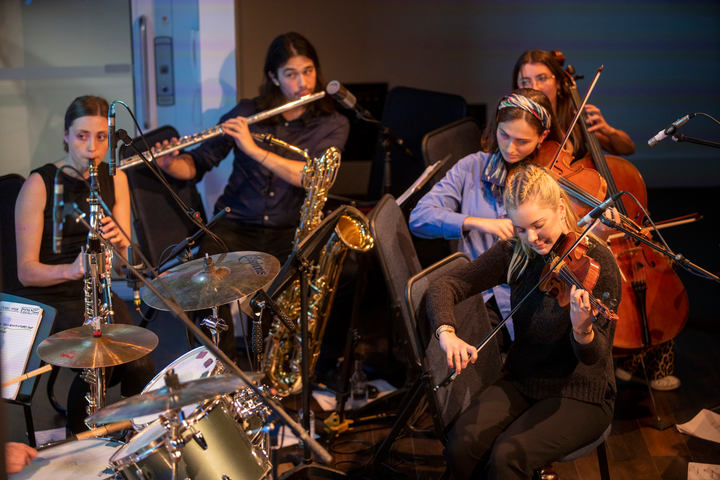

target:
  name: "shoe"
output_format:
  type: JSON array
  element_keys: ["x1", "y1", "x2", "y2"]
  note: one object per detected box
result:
[
  {"x1": 615, "y1": 367, "x2": 681, "y2": 391},
  {"x1": 649, "y1": 375, "x2": 681, "y2": 391},
  {"x1": 539, "y1": 465, "x2": 559, "y2": 480},
  {"x1": 615, "y1": 367, "x2": 633, "y2": 381}
]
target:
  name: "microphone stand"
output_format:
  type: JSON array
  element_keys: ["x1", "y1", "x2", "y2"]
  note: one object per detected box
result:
[
  {"x1": 434, "y1": 217, "x2": 604, "y2": 391},
  {"x1": 63, "y1": 198, "x2": 336, "y2": 468},
  {"x1": 672, "y1": 133, "x2": 720, "y2": 149},
  {"x1": 350, "y1": 106, "x2": 415, "y2": 197},
  {"x1": 599, "y1": 216, "x2": 719, "y2": 284}
]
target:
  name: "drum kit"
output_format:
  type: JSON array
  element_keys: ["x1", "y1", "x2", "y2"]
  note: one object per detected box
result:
[{"x1": 13, "y1": 251, "x2": 288, "y2": 480}]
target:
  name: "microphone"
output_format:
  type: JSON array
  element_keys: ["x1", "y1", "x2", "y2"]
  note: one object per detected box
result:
[
  {"x1": 125, "y1": 244, "x2": 145, "y2": 307},
  {"x1": 577, "y1": 191, "x2": 626, "y2": 228},
  {"x1": 108, "y1": 101, "x2": 116, "y2": 175},
  {"x1": 326, "y1": 80, "x2": 359, "y2": 111},
  {"x1": 52, "y1": 173, "x2": 65, "y2": 254},
  {"x1": 647, "y1": 114, "x2": 695, "y2": 146}
]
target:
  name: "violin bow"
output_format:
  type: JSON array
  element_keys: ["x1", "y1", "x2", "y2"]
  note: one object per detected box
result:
[{"x1": 548, "y1": 65, "x2": 604, "y2": 170}]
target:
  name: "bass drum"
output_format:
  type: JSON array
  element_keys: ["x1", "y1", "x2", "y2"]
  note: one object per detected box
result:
[
  {"x1": 111, "y1": 395, "x2": 271, "y2": 480},
  {"x1": 10, "y1": 438, "x2": 122, "y2": 480},
  {"x1": 133, "y1": 346, "x2": 219, "y2": 429}
]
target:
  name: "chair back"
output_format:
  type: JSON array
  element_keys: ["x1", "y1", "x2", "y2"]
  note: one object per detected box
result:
[
  {"x1": 119, "y1": 126, "x2": 206, "y2": 266},
  {"x1": 0, "y1": 293, "x2": 57, "y2": 404},
  {"x1": 406, "y1": 253, "x2": 503, "y2": 442},
  {"x1": 367, "y1": 194, "x2": 424, "y2": 370},
  {"x1": 0, "y1": 174, "x2": 26, "y2": 294},
  {"x1": 367, "y1": 86, "x2": 466, "y2": 200},
  {"x1": 422, "y1": 117, "x2": 484, "y2": 183},
  {"x1": 413, "y1": 118, "x2": 485, "y2": 267}
]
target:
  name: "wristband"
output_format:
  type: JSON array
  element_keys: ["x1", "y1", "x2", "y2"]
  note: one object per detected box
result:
[
  {"x1": 435, "y1": 325, "x2": 456, "y2": 340},
  {"x1": 259, "y1": 150, "x2": 269, "y2": 165},
  {"x1": 573, "y1": 326, "x2": 593, "y2": 336}
]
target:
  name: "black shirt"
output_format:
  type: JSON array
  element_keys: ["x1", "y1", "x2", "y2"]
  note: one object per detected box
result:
[{"x1": 188, "y1": 98, "x2": 350, "y2": 228}]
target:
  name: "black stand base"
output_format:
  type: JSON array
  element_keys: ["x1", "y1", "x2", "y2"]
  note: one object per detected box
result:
[{"x1": 278, "y1": 463, "x2": 354, "y2": 480}]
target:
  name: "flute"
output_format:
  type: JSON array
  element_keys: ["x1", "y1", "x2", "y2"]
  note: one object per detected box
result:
[{"x1": 119, "y1": 92, "x2": 326, "y2": 170}]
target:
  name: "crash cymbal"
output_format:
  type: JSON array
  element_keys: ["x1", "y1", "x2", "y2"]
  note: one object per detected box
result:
[
  {"x1": 37, "y1": 324, "x2": 158, "y2": 368},
  {"x1": 143, "y1": 251, "x2": 281, "y2": 311},
  {"x1": 86, "y1": 373, "x2": 264, "y2": 424}
]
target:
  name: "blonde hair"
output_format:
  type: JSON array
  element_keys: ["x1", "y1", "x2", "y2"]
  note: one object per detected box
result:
[{"x1": 503, "y1": 163, "x2": 586, "y2": 282}]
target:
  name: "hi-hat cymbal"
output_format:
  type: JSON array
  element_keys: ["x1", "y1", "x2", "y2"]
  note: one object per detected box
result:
[
  {"x1": 143, "y1": 251, "x2": 281, "y2": 311},
  {"x1": 86, "y1": 373, "x2": 264, "y2": 424},
  {"x1": 37, "y1": 324, "x2": 158, "y2": 368}
]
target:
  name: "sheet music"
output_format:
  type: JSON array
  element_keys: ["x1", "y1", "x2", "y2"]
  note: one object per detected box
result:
[
  {"x1": 688, "y1": 462, "x2": 720, "y2": 480},
  {"x1": 1, "y1": 301, "x2": 44, "y2": 400},
  {"x1": 396, "y1": 156, "x2": 450, "y2": 207}
]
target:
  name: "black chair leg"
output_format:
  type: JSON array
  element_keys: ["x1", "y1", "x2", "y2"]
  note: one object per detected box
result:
[
  {"x1": 47, "y1": 365, "x2": 66, "y2": 416},
  {"x1": 597, "y1": 441, "x2": 610, "y2": 480},
  {"x1": 23, "y1": 404, "x2": 36, "y2": 448}
]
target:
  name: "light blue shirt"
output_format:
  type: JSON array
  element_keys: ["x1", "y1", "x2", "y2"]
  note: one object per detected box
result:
[{"x1": 409, "y1": 151, "x2": 514, "y2": 338}]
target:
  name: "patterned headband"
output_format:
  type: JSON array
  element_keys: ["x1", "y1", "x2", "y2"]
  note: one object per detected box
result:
[{"x1": 498, "y1": 94, "x2": 552, "y2": 130}]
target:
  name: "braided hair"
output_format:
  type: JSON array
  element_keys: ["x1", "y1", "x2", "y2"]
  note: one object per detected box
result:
[{"x1": 503, "y1": 163, "x2": 585, "y2": 282}]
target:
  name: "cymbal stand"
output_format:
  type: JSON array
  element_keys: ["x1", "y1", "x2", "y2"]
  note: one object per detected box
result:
[
  {"x1": 66, "y1": 196, "x2": 336, "y2": 468},
  {"x1": 201, "y1": 306, "x2": 228, "y2": 374}
]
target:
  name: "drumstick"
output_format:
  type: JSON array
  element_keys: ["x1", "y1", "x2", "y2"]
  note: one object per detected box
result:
[
  {"x1": 36, "y1": 421, "x2": 133, "y2": 451},
  {"x1": 1, "y1": 364, "x2": 52, "y2": 388}
]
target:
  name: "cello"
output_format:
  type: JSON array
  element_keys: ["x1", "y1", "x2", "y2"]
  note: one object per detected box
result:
[{"x1": 550, "y1": 50, "x2": 689, "y2": 356}]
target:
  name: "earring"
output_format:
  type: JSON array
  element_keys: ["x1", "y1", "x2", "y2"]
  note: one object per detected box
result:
[
  {"x1": 536, "y1": 143, "x2": 542, "y2": 150},
  {"x1": 271, "y1": 78, "x2": 280, "y2": 87}
]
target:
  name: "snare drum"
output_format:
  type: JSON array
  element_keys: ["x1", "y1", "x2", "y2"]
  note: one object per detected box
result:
[
  {"x1": 111, "y1": 396, "x2": 271, "y2": 480},
  {"x1": 133, "y1": 346, "x2": 218, "y2": 428},
  {"x1": 10, "y1": 438, "x2": 122, "y2": 480}
]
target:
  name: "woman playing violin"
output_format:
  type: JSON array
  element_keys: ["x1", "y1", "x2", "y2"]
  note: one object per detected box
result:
[
  {"x1": 427, "y1": 163, "x2": 621, "y2": 480},
  {"x1": 410, "y1": 89, "x2": 562, "y2": 345},
  {"x1": 512, "y1": 49, "x2": 635, "y2": 158}
]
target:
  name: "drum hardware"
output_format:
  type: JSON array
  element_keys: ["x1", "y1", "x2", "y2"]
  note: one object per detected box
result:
[
  {"x1": 249, "y1": 288, "x2": 296, "y2": 373},
  {"x1": 89, "y1": 210, "x2": 335, "y2": 467},
  {"x1": 142, "y1": 251, "x2": 281, "y2": 311}
]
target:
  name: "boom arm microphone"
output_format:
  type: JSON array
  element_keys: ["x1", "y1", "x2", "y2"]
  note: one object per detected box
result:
[
  {"x1": 52, "y1": 173, "x2": 65, "y2": 254},
  {"x1": 647, "y1": 114, "x2": 695, "y2": 146},
  {"x1": 109, "y1": 101, "x2": 117, "y2": 175},
  {"x1": 577, "y1": 191, "x2": 626, "y2": 228}
]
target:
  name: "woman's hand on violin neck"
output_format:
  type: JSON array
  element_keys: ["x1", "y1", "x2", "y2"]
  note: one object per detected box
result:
[
  {"x1": 569, "y1": 285, "x2": 596, "y2": 344},
  {"x1": 463, "y1": 217, "x2": 515, "y2": 240},
  {"x1": 439, "y1": 331, "x2": 478, "y2": 375}
]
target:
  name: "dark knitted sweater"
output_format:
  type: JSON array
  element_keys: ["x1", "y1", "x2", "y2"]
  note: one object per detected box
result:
[{"x1": 426, "y1": 238, "x2": 622, "y2": 406}]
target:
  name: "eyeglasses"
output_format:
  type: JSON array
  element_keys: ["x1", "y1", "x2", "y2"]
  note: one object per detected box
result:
[{"x1": 519, "y1": 74, "x2": 555, "y2": 88}]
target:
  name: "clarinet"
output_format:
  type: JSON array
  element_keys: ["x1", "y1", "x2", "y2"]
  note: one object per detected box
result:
[{"x1": 80, "y1": 160, "x2": 114, "y2": 425}]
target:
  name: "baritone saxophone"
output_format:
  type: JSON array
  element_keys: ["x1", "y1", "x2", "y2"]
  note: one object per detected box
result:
[{"x1": 263, "y1": 146, "x2": 374, "y2": 396}]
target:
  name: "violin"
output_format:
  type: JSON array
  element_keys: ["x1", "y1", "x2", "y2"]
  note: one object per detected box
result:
[{"x1": 539, "y1": 231, "x2": 619, "y2": 325}]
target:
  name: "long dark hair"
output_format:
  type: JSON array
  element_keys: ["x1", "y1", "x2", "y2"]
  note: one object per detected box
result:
[
  {"x1": 62, "y1": 95, "x2": 109, "y2": 152},
  {"x1": 255, "y1": 32, "x2": 334, "y2": 121},
  {"x1": 512, "y1": 49, "x2": 583, "y2": 156},
  {"x1": 480, "y1": 88, "x2": 563, "y2": 153}
]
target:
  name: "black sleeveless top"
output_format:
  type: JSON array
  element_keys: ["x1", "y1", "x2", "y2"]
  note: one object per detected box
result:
[{"x1": 14, "y1": 163, "x2": 116, "y2": 308}]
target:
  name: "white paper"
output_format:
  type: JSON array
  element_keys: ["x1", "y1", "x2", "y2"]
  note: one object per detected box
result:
[
  {"x1": 688, "y1": 462, "x2": 720, "y2": 480},
  {"x1": 676, "y1": 409, "x2": 720, "y2": 444},
  {"x1": 396, "y1": 158, "x2": 448, "y2": 207},
  {"x1": 1, "y1": 301, "x2": 43, "y2": 400},
  {"x1": 312, "y1": 379, "x2": 396, "y2": 412},
  {"x1": 276, "y1": 426, "x2": 320, "y2": 448},
  {"x1": 34, "y1": 428, "x2": 67, "y2": 446}
]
